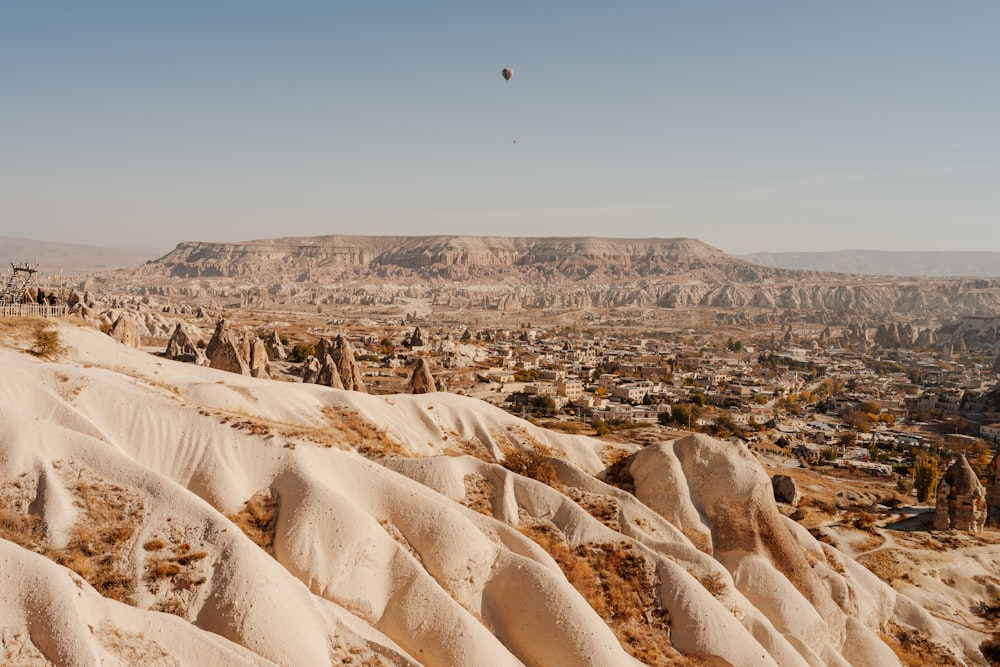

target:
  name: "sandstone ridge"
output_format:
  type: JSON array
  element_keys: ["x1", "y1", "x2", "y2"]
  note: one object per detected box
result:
[{"x1": 91, "y1": 234, "x2": 1000, "y2": 320}]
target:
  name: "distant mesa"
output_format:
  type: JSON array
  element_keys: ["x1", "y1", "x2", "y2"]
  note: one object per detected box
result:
[{"x1": 102, "y1": 234, "x2": 1000, "y2": 320}]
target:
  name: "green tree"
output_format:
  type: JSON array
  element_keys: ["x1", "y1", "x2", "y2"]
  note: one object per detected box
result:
[
  {"x1": 914, "y1": 452, "x2": 939, "y2": 503},
  {"x1": 529, "y1": 394, "x2": 557, "y2": 417}
]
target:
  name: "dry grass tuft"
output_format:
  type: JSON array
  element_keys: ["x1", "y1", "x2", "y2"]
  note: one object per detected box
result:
[
  {"x1": 881, "y1": 624, "x2": 961, "y2": 666},
  {"x1": 228, "y1": 419, "x2": 271, "y2": 436},
  {"x1": 462, "y1": 473, "x2": 495, "y2": 516},
  {"x1": 322, "y1": 405, "x2": 407, "y2": 456},
  {"x1": 693, "y1": 570, "x2": 728, "y2": 597},
  {"x1": 856, "y1": 548, "x2": 908, "y2": 584},
  {"x1": 0, "y1": 503, "x2": 44, "y2": 549},
  {"x1": 142, "y1": 533, "x2": 211, "y2": 616},
  {"x1": 56, "y1": 476, "x2": 144, "y2": 604},
  {"x1": 225, "y1": 488, "x2": 279, "y2": 554},
  {"x1": 30, "y1": 323, "x2": 63, "y2": 359},
  {"x1": 500, "y1": 445, "x2": 558, "y2": 486},
  {"x1": 0, "y1": 469, "x2": 145, "y2": 605},
  {"x1": 565, "y1": 487, "x2": 621, "y2": 530},
  {"x1": 150, "y1": 560, "x2": 181, "y2": 578},
  {"x1": 532, "y1": 419, "x2": 582, "y2": 435},
  {"x1": 519, "y1": 523, "x2": 679, "y2": 665},
  {"x1": 848, "y1": 510, "x2": 877, "y2": 532},
  {"x1": 143, "y1": 538, "x2": 166, "y2": 551}
]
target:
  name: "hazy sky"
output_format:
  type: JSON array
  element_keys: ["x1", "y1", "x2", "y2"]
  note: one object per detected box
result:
[{"x1": 2, "y1": 2, "x2": 998, "y2": 254}]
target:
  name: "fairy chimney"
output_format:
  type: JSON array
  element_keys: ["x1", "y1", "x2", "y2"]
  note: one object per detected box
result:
[
  {"x1": 206, "y1": 319, "x2": 250, "y2": 376},
  {"x1": 165, "y1": 323, "x2": 206, "y2": 365},
  {"x1": 109, "y1": 312, "x2": 142, "y2": 349},
  {"x1": 408, "y1": 357, "x2": 437, "y2": 394},
  {"x1": 934, "y1": 455, "x2": 987, "y2": 532},
  {"x1": 332, "y1": 335, "x2": 366, "y2": 393}
]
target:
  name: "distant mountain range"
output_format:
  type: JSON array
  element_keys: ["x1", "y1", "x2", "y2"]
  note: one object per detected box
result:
[
  {"x1": 0, "y1": 236, "x2": 166, "y2": 274},
  {"x1": 738, "y1": 250, "x2": 1000, "y2": 277}
]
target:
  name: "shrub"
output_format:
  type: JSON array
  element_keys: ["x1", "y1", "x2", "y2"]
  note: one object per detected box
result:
[
  {"x1": 501, "y1": 447, "x2": 558, "y2": 485},
  {"x1": 981, "y1": 634, "x2": 1000, "y2": 664},
  {"x1": 851, "y1": 511, "x2": 877, "y2": 532},
  {"x1": 696, "y1": 570, "x2": 728, "y2": 597},
  {"x1": 31, "y1": 323, "x2": 62, "y2": 358},
  {"x1": 226, "y1": 489, "x2": 279, "y2": 553},
  {"x1": 290, "y1": 343, "x2": 314, "y2": 362}
]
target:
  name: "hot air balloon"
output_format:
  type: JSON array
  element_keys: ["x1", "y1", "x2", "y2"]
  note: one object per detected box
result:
[{"x1": 501, "y1": 68, "x2": 513, "y2": 82}]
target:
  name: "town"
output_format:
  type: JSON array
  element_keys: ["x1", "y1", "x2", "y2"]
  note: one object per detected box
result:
[{"x1": 234, "y1": 310, "x2": 1000, "y2": 488}]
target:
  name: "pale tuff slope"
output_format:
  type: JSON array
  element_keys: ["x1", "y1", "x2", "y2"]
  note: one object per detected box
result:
[{"x1": 0, "y1": 323, "x2": 981, "y2": 665}]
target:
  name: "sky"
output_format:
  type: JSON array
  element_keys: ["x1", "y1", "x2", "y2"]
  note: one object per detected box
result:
[{"x1": 1, "y1": 2, "x2": 999, "y2": 255}]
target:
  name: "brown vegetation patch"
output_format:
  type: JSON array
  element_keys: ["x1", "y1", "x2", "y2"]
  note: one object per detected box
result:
[
  {"x1": 856, "y1": 548, "x2": 907, "y2": 584},
  {"x1": 847, "y1": 510, "x2": 877, "y2": 532},
  {"x1": 820, "y1": 543, "x2": 847, "y2": 575},
  {"x1": 228, "y1": 419, "x2": 271, "y2": 436},
  {"x1": 847, "y1": 530, "x2": 886, "y2": 553},
  {"x1": 882, "y1": 623, "x2": 961, "y2": 667},
  {"x1": 323, "y1": 405, "x2": 407, "y2": 456},
  {"x1": 980, "y1": 633, "x2": 1000, "y2": 666},
  {"x1": 225, "y1": 488, "x2": 279, "y2": 554},
  {"x1": 0, "y1": 467, "x2": 144, "y2": 605},
  {"x1": 500, "y1": 444, "x2": 559, "y2": 486},
  {"x1": 450, "y1": 433, "x2": 494, "y2": 461},
  {"x1": 565, "y1": 487, "x2": 621, "y2": 531},
  {"x1": 519, "y1": 522, "x2": 680, "y2": 665},
  {"x1": 532, "y1": 419, "x2": 582, "y2": 435},
  {"x1": 0, "y1": 477, "x2": 43, "y2": 548},
  {"x1": 462, "y1": 473, "x2": 495, "y2": 516},
  {"x1": 142, "y1": 527, "x2": 211, "y2": 618},
  {"x1": 330, "y1": 636, "x2": 395, "y2": 667},
  {"x1": 0, "y1": 317, "x2": 66, "y2": 357},
  {"x1": 693, "y1": 570, "x2": 728, "y2": 597}
]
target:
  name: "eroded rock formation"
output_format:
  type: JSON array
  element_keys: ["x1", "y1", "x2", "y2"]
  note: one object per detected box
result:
[{"x1": 934, "y1": 455, "x2": 987, "y2": 532}]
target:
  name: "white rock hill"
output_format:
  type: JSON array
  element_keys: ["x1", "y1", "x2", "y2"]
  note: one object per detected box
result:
[{"x1": 0, "y1": 321, "x2": 983, "y2": 665}]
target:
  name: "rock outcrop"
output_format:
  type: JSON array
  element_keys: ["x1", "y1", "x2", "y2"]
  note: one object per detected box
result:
[
  {"x1": 108, "y1": 312, "x2": 142, "y2": 348},
  {"x1": 164, "y1": 323, "x2": 206, "y2": 365},
  {"x1": 205, "y1": 319, "x2": 250, "y2": 376},
  {"x1": 263, "y1": 329, "x2": 286, "y2": 361},
  {"x1": 249, "y1": 338, "x2": 270, "y2": 379},
  {"x1": 406, "y1": 326, "x2": 425, "y2": 348},
  {"x1": 331, "y1": 335, "x2": 365, "y2": 393},
  {"x1": 771, "y1": 474, "x2": 802, "y2": 507},
  {"x1": 407, "y1": 357, "x2": 437, "y2": 394},
  {"x1": 300, "y1": 337, "x2": 365, "y2": 392},
  {"x1": 316, "y1": 354, "x2": 344, "y2": 389},
  {"x1": 934, "y1": 455, "x2": 987, "y2": 532}
]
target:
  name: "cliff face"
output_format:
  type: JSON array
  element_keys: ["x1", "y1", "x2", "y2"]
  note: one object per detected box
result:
[
  {"x1": 119, "y1": 235, "x2": 1000, "y2": 319},
  {"x1": 148, "y1": 235, "x2": 766, "y2": 282}
]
